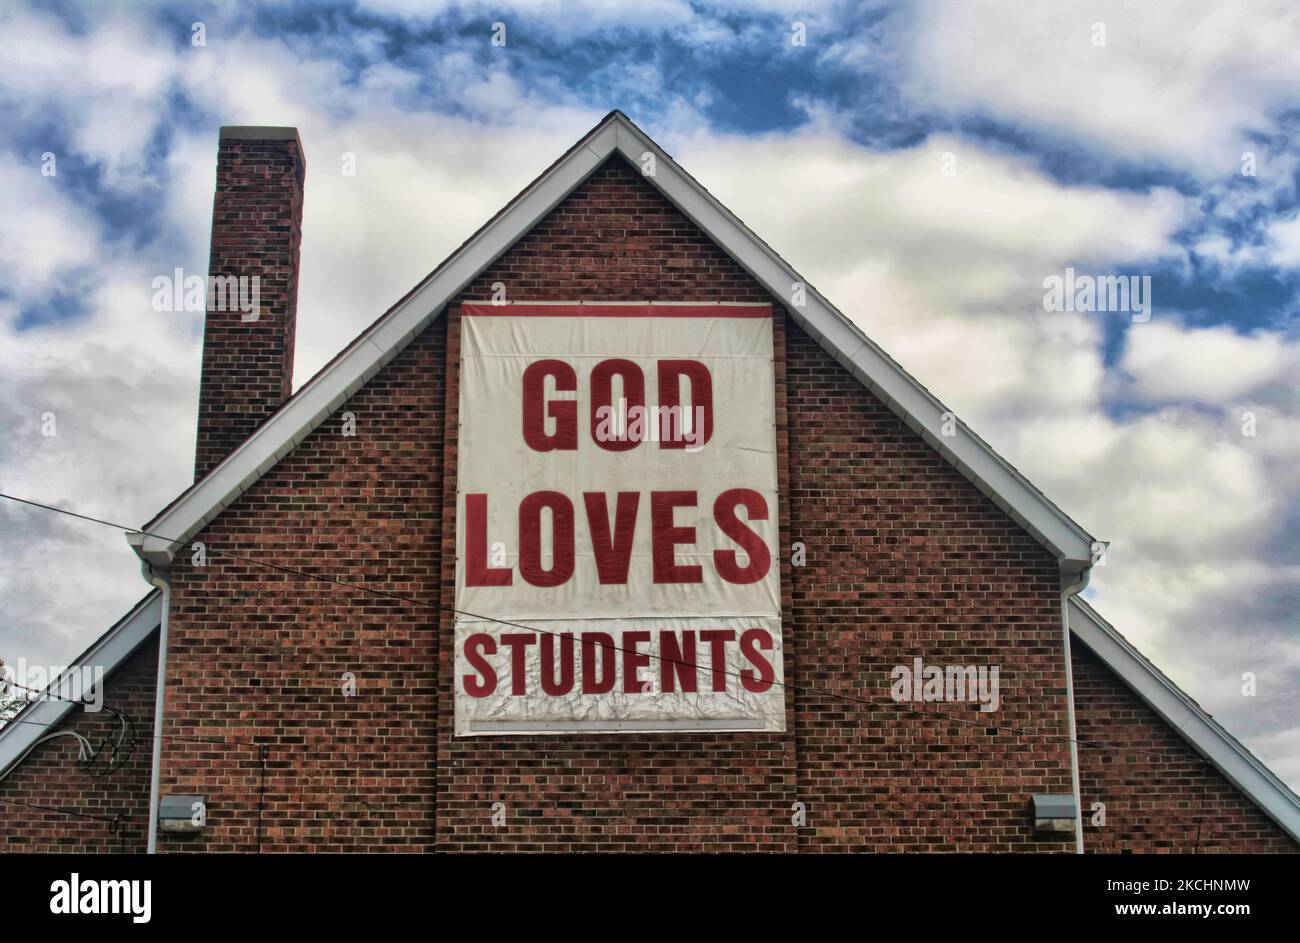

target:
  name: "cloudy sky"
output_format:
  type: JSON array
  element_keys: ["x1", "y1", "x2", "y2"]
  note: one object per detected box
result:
[{"x1": 1, "y1": 0, "x2": 1297, "y2": 787}]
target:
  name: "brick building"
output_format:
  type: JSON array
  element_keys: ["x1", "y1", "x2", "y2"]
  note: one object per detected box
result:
[{"x1": 1, "y1": 112, "x2": 1296, "y2": 853}]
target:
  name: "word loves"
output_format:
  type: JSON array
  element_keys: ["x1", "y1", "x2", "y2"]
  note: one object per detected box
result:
[
  {"x1": 461, "y1": 627, "x2": 777, "y2": 698},
  {"x1": 464, "y1": 488, "x2": 770, "y2": 586}
]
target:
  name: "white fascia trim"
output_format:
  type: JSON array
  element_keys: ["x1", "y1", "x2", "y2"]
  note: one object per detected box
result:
[
  {"x1": 1069, "y1": 596, "x2": 1300, "y2": 842},
  {"x1": 0, "y1": 590, "x2": 162, "y2": 779},
  {"x1": 134, "y1": 111, "x2": 1092, "y2": 568}
]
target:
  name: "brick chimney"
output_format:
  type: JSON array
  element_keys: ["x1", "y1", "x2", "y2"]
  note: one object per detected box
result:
[{"x1": 193, "y1": 126, "x2": 306, "y2": 480}]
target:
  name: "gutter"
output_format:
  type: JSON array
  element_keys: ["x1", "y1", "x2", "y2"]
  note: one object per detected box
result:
[
  {"x1": 139, "y1": 559, "x2": 172, "y2": 855},
  {"x1": 1060, "y1": 564, "x2": 1092, "y2": 854}
]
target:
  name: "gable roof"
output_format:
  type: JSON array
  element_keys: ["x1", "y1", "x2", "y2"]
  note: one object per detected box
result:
[
  {"x1": 1068, "y1": 597, "x2": 1300, "y2": 841},
  {"x1": 0, "y1": 590, "x2": 161, "y2": 780},
  {"x1": 130, "y1": 110, "x2": 1095, "y2": 571}
]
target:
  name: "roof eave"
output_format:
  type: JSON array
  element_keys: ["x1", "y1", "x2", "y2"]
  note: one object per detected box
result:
[
  {"x1": 1068, "y1": 596, "x2": 1300, "y2": 842},
  {"x1": 0, "y1": 590, "x2": 163, "y2": 780},
  {"x1": 608, "y1": 118, "x2": 1094, "y2": 567}
]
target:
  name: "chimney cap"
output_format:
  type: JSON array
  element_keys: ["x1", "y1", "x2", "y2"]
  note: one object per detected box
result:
[{"x1": 219, "y1": 125, "x2": 302, "y2": 144}]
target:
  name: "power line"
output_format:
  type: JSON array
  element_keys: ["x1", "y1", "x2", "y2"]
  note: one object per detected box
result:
[
  {"x1": 0, "y1": 795, "x2": 120, "y2": 824},
  {"x1": 8, "y1": 713, "x2": 256, "y2": 748},
  {"x1": 0, "y1": 796, "x2": 131, "y2": 852},
  {"x1": 0, "y1": 490, "x2": 1213, "y2": 763}
]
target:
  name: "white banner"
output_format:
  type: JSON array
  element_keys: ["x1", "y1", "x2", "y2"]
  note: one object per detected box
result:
[{"x1": 453, "y1": 302, "x2": 784, "y2": 734}]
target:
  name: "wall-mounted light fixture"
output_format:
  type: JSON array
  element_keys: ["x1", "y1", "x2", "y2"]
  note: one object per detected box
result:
[
  {"x1": 158, "y1": 794, "x2": 206, "y2": 834},
  {"x1": 1032, "y1": 794, "x2": 1077, "y2": 833}
]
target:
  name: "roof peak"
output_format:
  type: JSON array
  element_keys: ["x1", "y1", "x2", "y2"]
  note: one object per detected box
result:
[{"x1": 135, "y1": 110, "x2": 1094, "y2": 570}]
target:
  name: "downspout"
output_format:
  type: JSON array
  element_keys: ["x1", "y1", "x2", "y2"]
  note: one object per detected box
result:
[
  {"x1": 141, "y1": 560, "x2": 172, "y2": 855},
  {"x1": 1061, "y1": 564, "x2": 1091, "y2": 855}
]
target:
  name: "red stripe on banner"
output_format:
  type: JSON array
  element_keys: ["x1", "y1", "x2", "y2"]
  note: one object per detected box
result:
[{"x1": 461, "y1": 302, "x2": 772, "y2": 318}]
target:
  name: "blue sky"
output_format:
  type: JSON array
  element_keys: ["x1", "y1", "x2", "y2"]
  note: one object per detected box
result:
[
  {"x1": 17, "y1": 0, "x2": 1294, "y2": 337},
  {"x1": 1, "y1": 0, "x2": 1299, "y2": 788}
]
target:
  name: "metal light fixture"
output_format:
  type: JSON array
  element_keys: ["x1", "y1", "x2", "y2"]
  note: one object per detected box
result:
[
  {"x1": 1032, "y1": 794, "x2": 1077, "y2": 833},
  {"x1": 158, "y1": 794, "x2": 206, "y2": 834}
]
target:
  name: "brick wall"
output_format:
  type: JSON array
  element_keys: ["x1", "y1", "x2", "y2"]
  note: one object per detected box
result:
[
  {"x1": 154, "y1": 154, "x2": 1079, "y2": 851},
  {"x1": 0, "y1": 639, "x2": 157, "y2": 852},
  {"x1": 1072, "y1": 639, "x2": 1296, "y2": 853},
  {"x1": 158, "y1": 325, "x2": 445, "y2": 852},
  {"x1": 783, "y1": 320, "x2": 1076, "y2": 852},
  {"x1": 194, "y1": 128, "x2": 305, "y2": 480},
  {"x1": 6, "y1": 154, "x2": 1293, "y2": 852}
]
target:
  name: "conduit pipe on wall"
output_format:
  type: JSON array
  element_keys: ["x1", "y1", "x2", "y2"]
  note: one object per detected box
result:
[
  {"x1": 1061, "y1": 564, "x2": 1092, "y2": 854},
  {"x1": 141, "y1": 561, "x2": 172, "y2": 855}
]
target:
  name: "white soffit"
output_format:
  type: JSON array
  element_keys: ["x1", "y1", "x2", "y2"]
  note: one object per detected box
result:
[
  {"x1": 1068, "y1": 596, "x2": 1300, "y2": 842},
  {"x1": 133, "y1": 111, "x2": 1094, "y2": 568}
]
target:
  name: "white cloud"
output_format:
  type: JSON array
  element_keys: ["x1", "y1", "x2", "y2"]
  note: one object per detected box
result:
[
  {"x1": 668, "y1": 127, "x2": 1188, "y2": 424},
  {"x1": 1, "y1": 9, "x2": 177, "y2": 178},
  {"x1": 1267, "y1": 213, "x2": 1300, "y2": 268},
  {"x1": 0, "y1": 157, "x2": 99, "y2": 298},
  {"x1": 1122, "y1": 322, "x2": 1295, "y2": 402},
  {"x1": 900, "y1": 0, "x2": 1300, "y2": 177}
]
